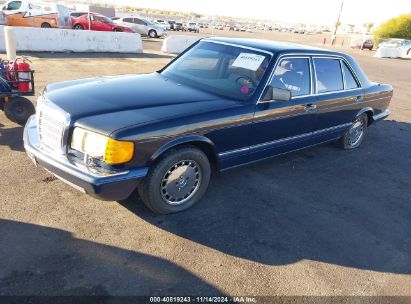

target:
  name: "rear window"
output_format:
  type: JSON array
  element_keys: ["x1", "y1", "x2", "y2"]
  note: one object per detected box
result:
[{"x1": 314, "y1": 58, "x2": 343, "y2": 93}]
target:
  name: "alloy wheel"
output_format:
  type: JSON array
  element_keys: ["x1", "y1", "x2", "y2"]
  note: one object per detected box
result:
[
  {"x1": 160, "y1": 160, "x2": 202, "y2": 205},
  {"x1": 348, "y1": 117, "x2": 365, "y2": 147}
]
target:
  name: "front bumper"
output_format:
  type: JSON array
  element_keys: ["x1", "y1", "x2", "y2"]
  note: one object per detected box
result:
[{"x1": 23, "y1": 115, "x2": 148, "y2": 201}]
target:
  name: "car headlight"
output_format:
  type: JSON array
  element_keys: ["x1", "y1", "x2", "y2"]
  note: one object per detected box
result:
[{"x1": 71, "y1": 127, "x2": 134, "y2": 165}]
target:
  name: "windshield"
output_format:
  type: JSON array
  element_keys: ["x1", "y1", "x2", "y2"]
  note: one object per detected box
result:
[
  {"x1": 102, "y1": 16, "x2": 114, "y2": 23},
  {"x1": 145, "y1": 19, "x2": 155, "y2": 25},
  {"x1": 161, "y1": 41, "x2": 271, "y2": 101}
]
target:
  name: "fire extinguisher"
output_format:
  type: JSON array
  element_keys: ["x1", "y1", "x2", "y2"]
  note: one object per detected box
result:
[
  {"x1": 7, "y1": 57, "x2": 31, "y2": 92},
  {"x1": 16, "y1": 60, "x2": 31, "y2": 92}
]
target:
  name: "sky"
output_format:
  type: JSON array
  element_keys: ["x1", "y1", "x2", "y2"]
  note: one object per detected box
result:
[{"x1": 111, "y1": 0, "x2": 411, "y2": 26}]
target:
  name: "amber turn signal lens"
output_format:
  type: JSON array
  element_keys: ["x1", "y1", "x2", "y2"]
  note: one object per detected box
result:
[{"x1": 104, "y1": 138, "x2": 134, "y2": 165}]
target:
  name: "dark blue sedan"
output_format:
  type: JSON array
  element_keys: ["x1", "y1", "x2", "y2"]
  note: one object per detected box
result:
[{"x1": 24, "y1": 38, "x2": 392, "y2": 214}]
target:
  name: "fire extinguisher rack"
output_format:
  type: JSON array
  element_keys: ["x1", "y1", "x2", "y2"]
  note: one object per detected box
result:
[{"x1": 0, "y1": 69, "x2": 36, "y2": 97}]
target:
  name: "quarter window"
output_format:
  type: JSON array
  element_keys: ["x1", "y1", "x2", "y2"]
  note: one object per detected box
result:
[
  {"x1": 342, "y1": 61, "x2": 359, "y2": 90},
  {"x1": 271, "y1": 58, "x2": 311, "y2": 97},
  {"x1": 314, "y1": 58, "x2": 343, "y2": 93}
]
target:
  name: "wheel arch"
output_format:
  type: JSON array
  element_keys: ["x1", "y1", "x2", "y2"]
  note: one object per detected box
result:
[
  {"x1": 356, "y1": 107, "x2": 374, "y2": 126},
  {"x1": 148, "y1": 135, "x2": 220, "y2": 170}
]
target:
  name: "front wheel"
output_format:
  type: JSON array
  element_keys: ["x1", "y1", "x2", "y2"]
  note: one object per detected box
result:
[
  {"x1": 148, "y1": 30, "x2": 157, "y2": 38},
  {"x1": 113, "y1": 28, "x2": 123, "y2": 32},
  {"x1": 337, "y1": 114, "x2": 368, "y2": 149},
  {"x1": 137, "y1": 146, "x2": 211, "y2": 214},
  {"x1": 41, "y1": 22, "x2": 51, "y2": 28},
  {"x1": 73, "y1": 24, "x2": 84, "y2": 30}
]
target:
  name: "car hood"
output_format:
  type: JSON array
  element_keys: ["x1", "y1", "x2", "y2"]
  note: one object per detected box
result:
[{"x1": 44, "y1": 73, "x2": 236, "y2": 136}]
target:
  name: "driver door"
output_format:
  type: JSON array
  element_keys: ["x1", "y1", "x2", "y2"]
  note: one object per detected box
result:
[
  {"x1": 249, "y1": 56, "x2": 317, "y2": 161},
  {"x1": 92, "y1": 16, "x2": 109, "y2": 31}
]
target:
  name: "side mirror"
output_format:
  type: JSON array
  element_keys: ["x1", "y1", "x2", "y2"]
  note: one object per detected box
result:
[{"x1": 261, "y1": 86, "x2": 292, "y2": 102}]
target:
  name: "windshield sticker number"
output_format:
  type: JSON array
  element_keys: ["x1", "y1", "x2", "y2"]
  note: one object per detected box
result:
[{"x1": 232, "y1": 53, "x2": 265, "y2": 71}]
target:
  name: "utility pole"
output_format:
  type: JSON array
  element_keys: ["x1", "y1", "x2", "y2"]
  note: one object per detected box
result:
[{"x1": 332, "y1": 1, "x2": 343, "y2": 45}]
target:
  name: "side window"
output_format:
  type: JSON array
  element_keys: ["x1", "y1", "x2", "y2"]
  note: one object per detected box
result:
[
  {"x1": 342, "y1": 61, "x2": 359, "y2": 90},
  {"x1": 134, "y1": 18, "x2": 144, "y2": 25},
  {"x1": 123, "y1": 18, "x2": 133, "y2": 23},
  {"x1": 6, "y1": 1, "x2": 22, "y2": 10},
  {"x1": 314, "y1": 58, "x2": 343, "y2": 93},
  {"x1": 271, "y1": 58, "x2": 310, "y2": 97}
]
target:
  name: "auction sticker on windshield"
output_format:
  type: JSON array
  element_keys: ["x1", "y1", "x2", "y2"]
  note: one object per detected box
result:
[{"x1": 232, "y1": 53, "x2": 265, "y2": 71}]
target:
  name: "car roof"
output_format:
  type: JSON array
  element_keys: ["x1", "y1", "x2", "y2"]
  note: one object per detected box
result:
[{"x1": 205, "y1": 37, "x2": 345, "y2": 56}]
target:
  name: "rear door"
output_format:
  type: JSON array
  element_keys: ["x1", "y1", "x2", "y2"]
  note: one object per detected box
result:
[
  {"x1": 133, "y1": 18, "x2": 147, "y2": 35},
  {"x1": 249, "y1": 56, "x2": 317, "y2": 161},
  {"x1": 121, "y1": 17, "x2": 135, "y2": 31},
  {"x1": 311, "y1": 57, "x2": 363, "y2": 142}
]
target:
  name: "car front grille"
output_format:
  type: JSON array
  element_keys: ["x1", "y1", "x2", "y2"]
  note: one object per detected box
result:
[{"x1": 37, "y1": 99, "x2": 68, "y2": 153}]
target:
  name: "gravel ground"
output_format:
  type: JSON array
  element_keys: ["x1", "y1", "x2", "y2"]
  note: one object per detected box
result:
[{"x1": 0, "y1": 30, "x2": 410, "y2": 297}]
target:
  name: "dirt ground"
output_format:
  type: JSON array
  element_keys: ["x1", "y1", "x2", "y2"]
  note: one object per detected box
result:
[{"x1": 0, "y1": 29, "x2": 410, "y2": 296}]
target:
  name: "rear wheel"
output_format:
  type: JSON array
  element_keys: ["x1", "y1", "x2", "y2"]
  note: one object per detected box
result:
[
  {"x1": 337, "y1": 114, "x2": 368, "y2": 149},
  {"x1": 41, "y1": 22, "x2": 51, "y2": 28},
  {"x1": 4, "y1": 97, "x2": 35, "y2": 126},
  {"x1": 113, "y1": 28, "x2": 123, "y2": 32},
  {"x1": 148, "y1": 30, "x2": 157, "y2": 38},
  {"x1": 73, "y1": 24, "x2": 84, "y2": 30},
  {"x1": 137, "y1": 146, "x2": 211, "y2": 214}
]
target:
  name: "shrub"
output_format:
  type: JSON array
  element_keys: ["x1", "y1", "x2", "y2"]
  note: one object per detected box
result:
[{"x1": 374, "y1": 14, "x2": 411, "y2": 44}]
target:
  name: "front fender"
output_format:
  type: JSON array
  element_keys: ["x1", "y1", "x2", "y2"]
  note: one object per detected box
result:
[{"x1": 148, "y1": 135, "x2": 218, "y2": 166}]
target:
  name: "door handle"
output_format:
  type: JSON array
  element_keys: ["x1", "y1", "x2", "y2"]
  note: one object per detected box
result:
[
  {"x1": 304, "y1": 104, "x2": 317, "y2": 112},
  {"x1": 355, "y1": 96, "x2": 364, "y2": 102}
]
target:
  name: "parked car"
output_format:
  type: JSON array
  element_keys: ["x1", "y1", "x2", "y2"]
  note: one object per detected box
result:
[
  {"x1": 168, "y1": 20, "x2": 176, "y2": 30},
  {"x1": 156, "y1": 19, "x2": 170, "y2": 30},
  {"x1": 113, "y1": 16, "x2": 166, "y2": 38},
  {"x1": 174, "y1": 22, "x2": 184, "y2": 31},
  {"x1": 1, "y1": 0, "x2": 71, "y2": 28},
  {"x1": 376, "y1": 38, "x2": 411, "y2": 58},
  {"x1": 351, "y1": 39, "x2": 374, "y2": 50},
  {"x1": 0, "y1": 11, "x2": 8, "y2": 25},
  {"x1": 24, "y1": 38, "x2": 392, "y2": 214},
  {"x1": 378, "y1": 38, "x2": 411, "y2": 51},
  {"x1": 185, "y1": 22, "x2": 199, "y2": 33},
  {"x1": 72, "y1": 13, "x2": 134, "y2": 32},
  {"x1": 70, "y1": 11, "x2": 88, "y2": 18}
]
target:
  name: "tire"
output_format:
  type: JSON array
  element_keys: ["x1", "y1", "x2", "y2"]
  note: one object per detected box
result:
[
  {"x1": 113, "y1": 28, "x2": 123, "y2": 32},
  {"x1": 4, "y1": 97, "x2": 35, "y2": 126},
  {"x1": 148, "y1": 30, "x2": 157, "y2": 38},
  {"x1": 41, "y1": 23, "x2": 51, "y2": 28},
  {"x1": 137, "y1": 146, "x2": 211, "y2": 215},
  {"x1": 73, "y1": 24, "x2": 84, "y2": 30},
  {"x1": 337, "y1": 114, "x2": 368, "y2": 149}
]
